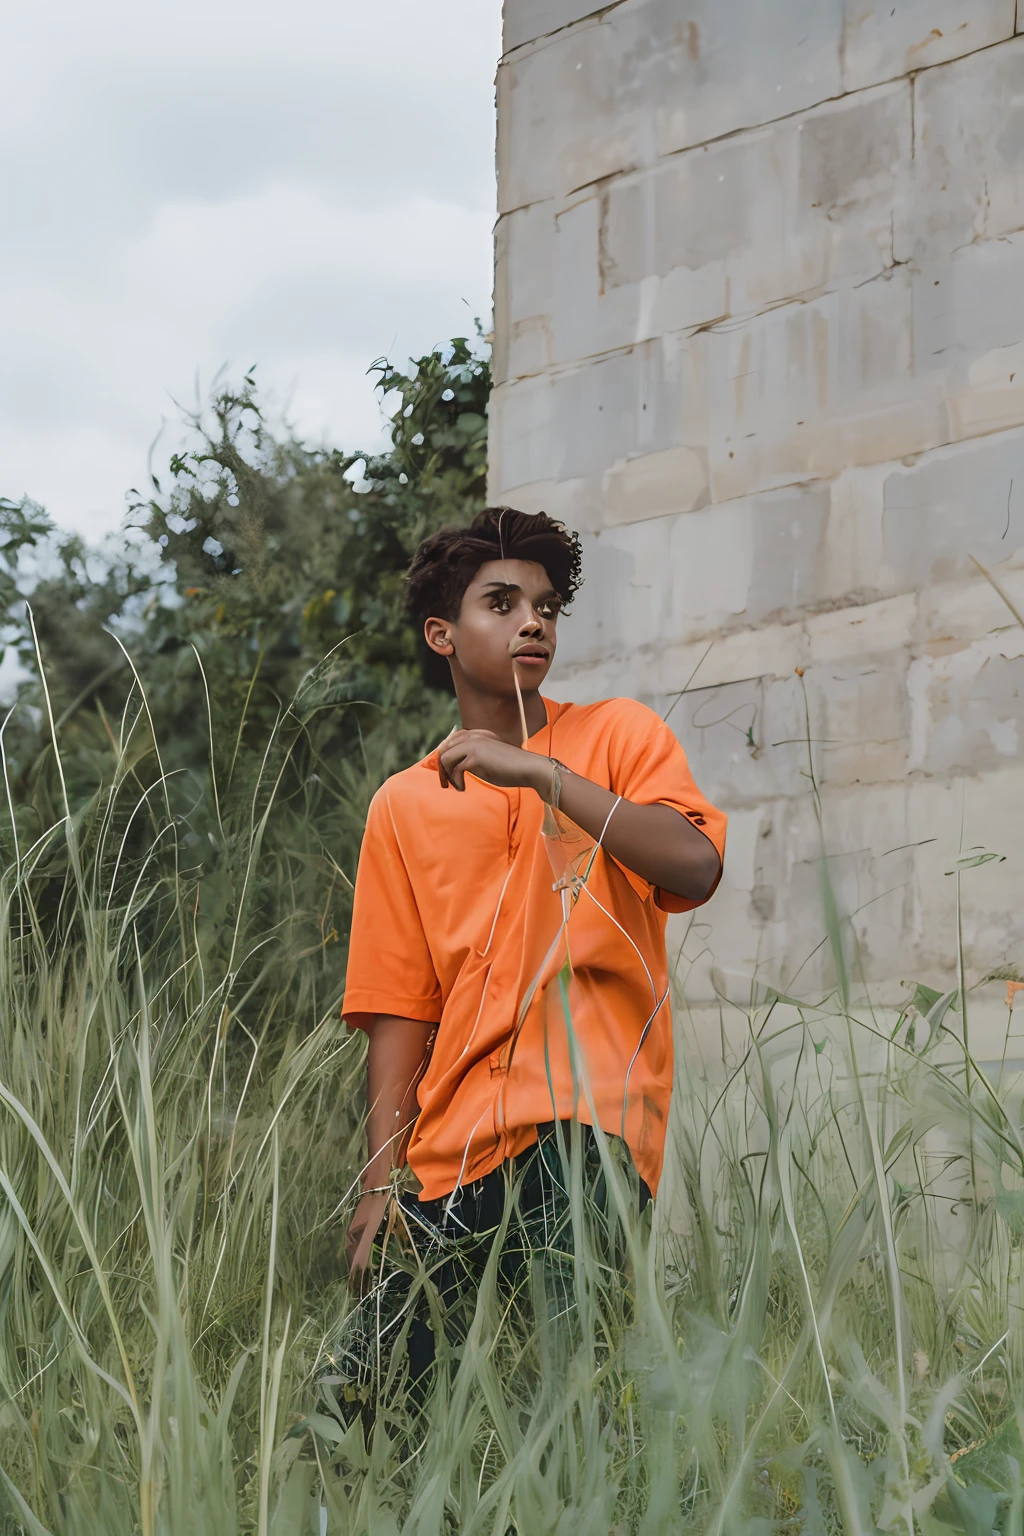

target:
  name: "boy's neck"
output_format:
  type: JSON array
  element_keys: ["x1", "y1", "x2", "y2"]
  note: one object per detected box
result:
[{"x1": 453, "y1": 681, "x2": 548, "y2": 746}]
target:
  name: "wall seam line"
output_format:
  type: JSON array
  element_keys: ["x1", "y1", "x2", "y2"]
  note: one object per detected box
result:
[{"x1": 500, "y1": 0, "x2": 629, "y2": 62}]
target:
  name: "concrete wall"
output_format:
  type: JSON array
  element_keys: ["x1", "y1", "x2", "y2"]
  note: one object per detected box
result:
[{"x1": 490, "y1": 0, "x2": 1024, "y2": 1060}]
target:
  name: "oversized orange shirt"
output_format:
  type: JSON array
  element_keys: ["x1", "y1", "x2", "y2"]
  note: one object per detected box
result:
[{"x1": 342, "y1": 695, "x2": 726, "y2": 1201}]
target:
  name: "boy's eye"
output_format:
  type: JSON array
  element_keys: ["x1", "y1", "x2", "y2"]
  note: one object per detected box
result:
[
  {"x1": 538, "y1": 600, "x2": 561, "y2": 618},
  {"x1": 491, "y1": 595, "x2": 511, "y2": 613}
]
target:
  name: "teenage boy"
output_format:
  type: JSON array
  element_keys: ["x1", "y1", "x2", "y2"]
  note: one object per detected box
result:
[{"x1": 341, "y1": 507, "x2": 726, "y2": 1360}]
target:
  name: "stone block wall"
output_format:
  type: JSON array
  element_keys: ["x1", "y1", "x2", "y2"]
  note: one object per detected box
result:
[{"x1": 490, "y1": 0, "x2": 1024, "y2": 1061}]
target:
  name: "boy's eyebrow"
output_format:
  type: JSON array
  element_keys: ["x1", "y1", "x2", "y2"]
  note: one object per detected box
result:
[{"x1": 480, "y1": 580, "x2": 560, "y2": 600}]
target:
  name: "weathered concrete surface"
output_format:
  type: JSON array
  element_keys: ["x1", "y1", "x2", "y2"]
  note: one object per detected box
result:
[
  {"x1": 502, "y1": 1, "x2": 606, "y2": 54},
  {"x1": 494, "y1": 83, "x2": 912, "y2": 381},
  {"x1": 842, "y1": 0, "x2": 1015, "y2": 91},
  {"x1": 497, "y1": 0, "x2": 845, "y2": 213},
  {"x1": 493, "y1": 0, "x2": 1024, "y2": 1026},
  {"x1": 898, "y1": 36, "x2": 1024, "y2": 260}
]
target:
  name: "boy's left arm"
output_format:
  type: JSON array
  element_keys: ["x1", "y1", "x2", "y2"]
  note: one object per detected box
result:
[
  {"x1": 540, "y1": 768, "x2": 720, "y2": 902},
  {"x1": 437, "y1": 728, "x2": 722, "y2": 903}
]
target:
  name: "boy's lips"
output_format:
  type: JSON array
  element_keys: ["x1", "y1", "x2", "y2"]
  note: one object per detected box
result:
[{"x1": 512, "y1": 646, "x2": 549, "y2": 667}]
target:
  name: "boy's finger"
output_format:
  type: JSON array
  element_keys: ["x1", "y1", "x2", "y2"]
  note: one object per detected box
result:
[
  {"x1": 440, "y1": 743, "x2": 469, "y2": 786},
  {"x1": 343, "y1": 1225, "x2": 362, "y2": 1272},
  {"x1": 348, "y1": 1241, "x2": 371, "y2": 1289},
  {"x1": 446, "y1": 754, "x2": 467, "y2": 790},
  {"x1": 438, "y1": 740, "x2": 464, "y2": 787}
]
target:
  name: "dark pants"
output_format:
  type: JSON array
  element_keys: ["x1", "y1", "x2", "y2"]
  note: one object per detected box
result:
[
  {"x1": 322, "y1": 1122, "x2": 651, "y2": 1424},
  {"x1": 400, "y1": 1121, "x2": 651, "y2": 1380}
]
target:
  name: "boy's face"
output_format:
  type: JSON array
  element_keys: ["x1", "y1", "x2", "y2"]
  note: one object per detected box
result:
[{"x1": 424, "y1": 558, "x2": 560, "y2": 697}]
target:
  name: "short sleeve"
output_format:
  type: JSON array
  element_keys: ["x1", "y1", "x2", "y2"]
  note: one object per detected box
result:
[
  {"x1": 342, "y1": 787, "x2": 443, "y2": 1031},
  {"x1": 605, "y1": 699, "x2": 727, "y2": 914}
]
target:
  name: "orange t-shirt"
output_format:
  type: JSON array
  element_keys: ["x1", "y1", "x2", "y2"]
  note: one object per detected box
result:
[{"x1": 342, "y1": 695, "x2": 726, "y2": 1201}]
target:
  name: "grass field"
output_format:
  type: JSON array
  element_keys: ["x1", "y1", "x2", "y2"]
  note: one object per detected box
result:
[{"x1": 0, "y1": 668, "x2": 1020, "y2": 1534}]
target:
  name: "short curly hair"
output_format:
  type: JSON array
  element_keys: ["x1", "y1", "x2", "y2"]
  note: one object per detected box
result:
[{"x1": 405, "y1": 507, "x2": 583, "y2": 690}]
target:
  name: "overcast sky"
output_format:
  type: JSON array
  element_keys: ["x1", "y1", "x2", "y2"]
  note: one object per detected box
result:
[{"x1": 1, "y1": 0, "x2": 502, "y2": 537}]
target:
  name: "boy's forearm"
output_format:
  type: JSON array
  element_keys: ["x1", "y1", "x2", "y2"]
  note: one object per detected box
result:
[
  {"x1": 530, "y1": 759, "x2": 720, "y2": 902},
  {"x1": 363, "y1": 1015, "x2": 436, "y2": 1192}
]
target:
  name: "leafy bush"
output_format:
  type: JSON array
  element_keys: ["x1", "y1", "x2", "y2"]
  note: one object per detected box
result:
[{"x1": 0, "y1": 339, "x2": 488, "y2": 1009}]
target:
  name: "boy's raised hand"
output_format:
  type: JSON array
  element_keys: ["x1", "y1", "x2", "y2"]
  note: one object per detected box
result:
[{"x1": 438, "y1": 729, "x2": 554, "y2": 797}]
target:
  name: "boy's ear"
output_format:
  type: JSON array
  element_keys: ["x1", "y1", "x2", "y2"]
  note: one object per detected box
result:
[{"x1": 424, "y1": 617, "x2": 454, "y2": 656}]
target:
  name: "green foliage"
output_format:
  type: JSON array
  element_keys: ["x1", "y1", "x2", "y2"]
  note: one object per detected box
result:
[
  {"x1": 2, "y1": 338, "x2": 488, "y2": 794},
  {"x1": 0, "y1": 339, "x2": 488, "y2": 1005},
  {"x1": 0, "y1": 676, "x2": 366, "y2": 1535}
]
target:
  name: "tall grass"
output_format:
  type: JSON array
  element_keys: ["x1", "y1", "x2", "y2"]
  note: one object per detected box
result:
[
  {"x1": 0, "y1": 656, "x2": 368, "y2": 1534},
  {"x1": 0, "y1": 659, "x2": 1021, "y2": 1533}
]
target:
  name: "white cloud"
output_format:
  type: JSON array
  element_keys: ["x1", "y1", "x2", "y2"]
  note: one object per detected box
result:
[{"x1": 0, "y1": 0, "x2": 501, "y2": 535}]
